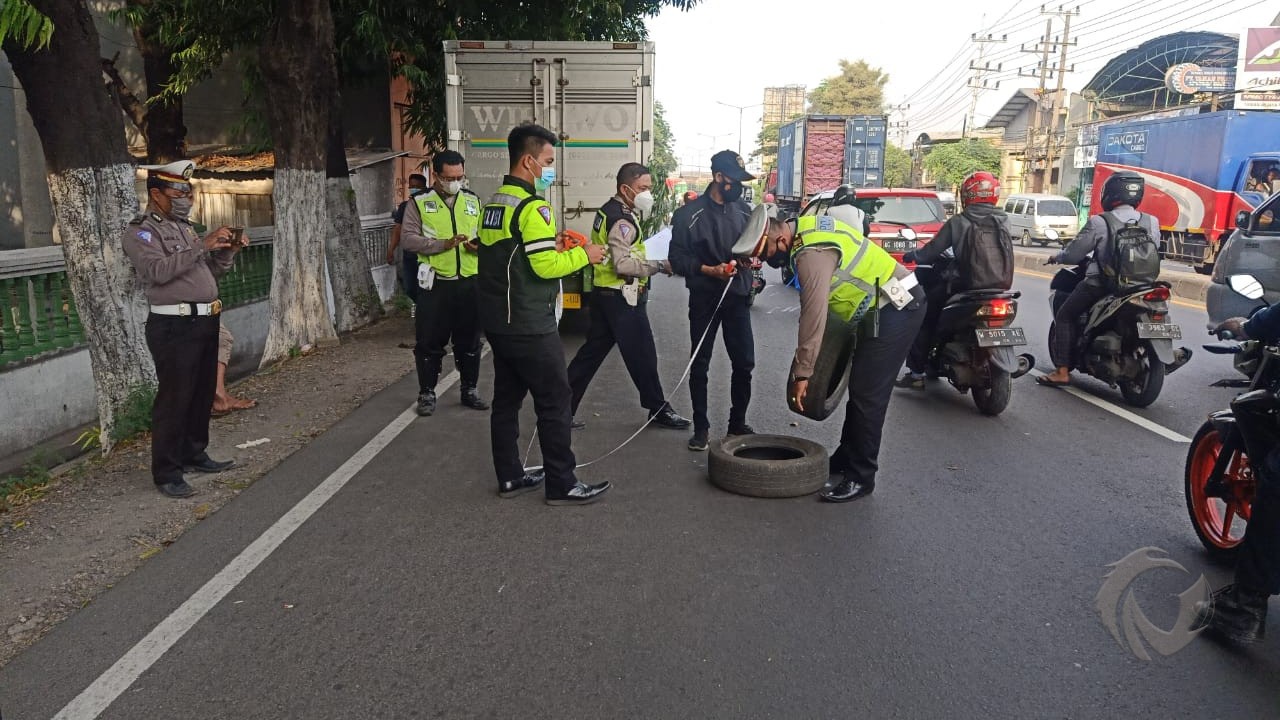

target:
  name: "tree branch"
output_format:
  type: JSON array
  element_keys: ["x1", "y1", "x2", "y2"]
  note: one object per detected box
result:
[{"x1": 101, "y1": 53, "x2": 148, "y2": 133}]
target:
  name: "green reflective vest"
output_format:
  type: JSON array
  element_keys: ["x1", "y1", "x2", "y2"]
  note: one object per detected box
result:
[
  {"x1": 415, "y1": 189, "x2": 481, "y2": 278},
  {"x1": 792, "y1": 214, "x2": 900, "y2": 322},
  {"x1": 589, "y1": 197, "x2": 648, "y2": 289}
]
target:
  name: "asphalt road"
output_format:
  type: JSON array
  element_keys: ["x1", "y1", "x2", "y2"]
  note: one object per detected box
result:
[{"x1": 3, "y1": 267, "x2": 1279, "y2": 719}]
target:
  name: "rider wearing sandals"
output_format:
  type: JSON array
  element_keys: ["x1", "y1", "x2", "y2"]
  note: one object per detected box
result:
[
  {"x1": 1196, "y1": 305, "x2": 1280, "y2": 643},
  {"x1": 1038, "y1": 171, "x2": 1160, "y2": 387}
]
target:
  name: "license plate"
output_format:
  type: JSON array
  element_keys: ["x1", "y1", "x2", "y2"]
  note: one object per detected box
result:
[
  {"x1": 562, "y1": 292, "x2": 581, "y2": 310},
  {"x1": 882, "y1": 239, "x2": 916, "y2": 253},
  {"x1": 975, "y1": 327, "x2": 1028, "y2": 347},
  {"x1": 1137, "y1": 322, "x2": 1181, "y2": 339}
]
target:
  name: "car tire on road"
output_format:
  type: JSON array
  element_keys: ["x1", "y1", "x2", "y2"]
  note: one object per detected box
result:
[
  {"x1": 709, "y1": 434, "x2": 830, "y2": 498},
  {"x1": 789, "y1": 310, "x2": 856, "y2": 421}
]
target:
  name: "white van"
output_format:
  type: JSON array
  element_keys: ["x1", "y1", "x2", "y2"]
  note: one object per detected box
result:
[{"x1": 1003, "y1": 193, "x2": 1078, "y2": 247}]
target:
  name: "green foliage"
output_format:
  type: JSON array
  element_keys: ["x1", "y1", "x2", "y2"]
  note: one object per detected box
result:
[
  {"x1": 110, "y1": 384, "x2": 157, "y2": 445},
  {"x1": 752, "y1": 121, "x2": 781, "y2": 164},
  {"x1": 76, "y1": 426, "x2": 103, "y2": 452},
  {"x1": 641, "y1": 101, "x2": 676, "y2": 235},
  {"x1": 0, "y1": 0, "x2": 53, "y2": 50},
  {"x1": 884, "y1": 144, "x2": 912, "y2": 188},
  {"x1": 0, "y1": 452, "x2": 55, "y2": 513},
  {"x1": 808, "y1": 59, "x2": 888, "y2": 116},
  {"x1": 922, "y1": 139, "x2": 1002, "y2": 191}
]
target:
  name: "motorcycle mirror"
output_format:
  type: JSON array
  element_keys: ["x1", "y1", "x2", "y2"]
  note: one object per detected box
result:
[
  {"x1": 1228, "y1": 274, "x2": 1265, "y2": 300},
  {"x1": 898, "y1": 228, "x2": 918, "y2": 242},
  {"x1": 1043, "y1": 228, "x2": 1060, "y2": 241}
]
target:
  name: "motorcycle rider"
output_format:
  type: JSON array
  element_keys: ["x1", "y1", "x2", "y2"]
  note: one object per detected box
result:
[
  {"x1": 1038, "y1": 171, "x2": 1160, "y2": 387},
  {"x1": 896, "y1": 171, "x2": 1008, "y2": 389},
  {"x1": 1196, "y1": 305, "x2": 1280, "y2": 643}
]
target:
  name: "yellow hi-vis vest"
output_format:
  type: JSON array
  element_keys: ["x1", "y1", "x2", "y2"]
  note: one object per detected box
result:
[
  {"x1": 415, "y1": 189, "x2": 481, "y2": 278},
  {"x1": 589, "y1": 197, "x2": 647, "y2": 289},
  {"x1": 792, "y1": 214, "x2": 900, "y2": 322}
]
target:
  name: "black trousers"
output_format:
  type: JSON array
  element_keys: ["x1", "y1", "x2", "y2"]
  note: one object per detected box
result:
[
  {"x1": 905, "y1": 273, "x2": 950, "y2": 375},
  {"x1": 832, "y1": 301, "x2": 926, "y2": 486},
  {"x1": 1051, "y1": 277, "x2": 1109, "y2": 368},
  {"x1": 145, "y1": 313, "x2": 221, "y2": 485},
  {"x1": 414, "y1": 277, "x2": 483, "y2": 393},
  {"x1": 1236, "y1": 447, "x2": 1280, "y2": 595},
  {"x1": 402, "y1": 254, "x2": 421, "y2": 304},
  {"x1": 688, "y1": 290, "x2": 755, "y2": 433},
  {"x1": 488, "y1": 332, "x2": 577, "y2": 496},
  {"x1": 567, "y1": 288, "x2": 668, "y2": 415}
]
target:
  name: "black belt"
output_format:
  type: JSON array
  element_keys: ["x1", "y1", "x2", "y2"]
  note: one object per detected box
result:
[{"x1": 594, "y1": 285, "x2": 647, "y2": 297}]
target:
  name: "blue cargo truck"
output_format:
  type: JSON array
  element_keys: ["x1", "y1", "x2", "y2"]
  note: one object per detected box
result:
[{"x1": 772, "y1": 114, "x2": 887, "y2": 214}]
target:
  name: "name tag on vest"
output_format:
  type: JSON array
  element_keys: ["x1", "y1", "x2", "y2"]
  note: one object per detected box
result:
[{"x1": 482, "y1": 208, "x2": 505, "y2": 230}]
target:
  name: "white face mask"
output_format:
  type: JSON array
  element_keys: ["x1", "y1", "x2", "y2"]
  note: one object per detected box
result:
[
  {"x1": 631, "y1": 190, "x2": 655, "y2": 216},
  {"x1": 442, "y1": 180, "x2": 464, "y2": 196}
]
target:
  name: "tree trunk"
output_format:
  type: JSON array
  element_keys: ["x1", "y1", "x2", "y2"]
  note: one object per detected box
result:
[
  {"x1": 5, "y1": 0, "x2": 156, "y2": 453},
  {"x1": 257, "y1": 0, "x2": 339, "y2": 367},
  {"x1": 324, "y1": 99, "x2": 381, "y2": 333},
  {"x1": 133, "y1": 16, "x2": 186, "y2": 163}
]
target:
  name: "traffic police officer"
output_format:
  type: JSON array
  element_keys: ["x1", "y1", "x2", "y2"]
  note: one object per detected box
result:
[
  {"x1": 399, "y1": 150, "x2": 489, "y2": 416},
  {"x1": 756, "y1": 212, "x2": 925, "y2": 503},
  {"x1": 566, "y1": 162, "x2": 691, "y2": 430},
  {"x1": 477, "y1": 122, "x2": 611, "y2": 506},
  {"x1": 122, "y1": 160, "x2": 243, "y2": 498}
]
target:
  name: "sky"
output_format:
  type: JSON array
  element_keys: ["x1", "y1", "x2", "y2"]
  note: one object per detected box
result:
[{"x1": 645, "y1": 0, "x2": 1278, "y2": 175}]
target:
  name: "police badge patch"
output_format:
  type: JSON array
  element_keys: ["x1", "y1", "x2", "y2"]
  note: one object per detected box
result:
[
  {"x1": 464, "y1": 199, "x2": 479, "y2": 216},
  {"x1": 537, "y1": 206, "x2": 552, "y2": 224},
  {"x1": 425, "y1": 200, "x2": 439, "y2": 213},
  {"x1": 137, "y1": 230, "x2": 152, "y2": 242},
  {"x1": 818, "y1": 216, "x2": 835, "y2": 232},
  {"x1": 619, "y1": 224, "x2": 631, "y2": 240}
]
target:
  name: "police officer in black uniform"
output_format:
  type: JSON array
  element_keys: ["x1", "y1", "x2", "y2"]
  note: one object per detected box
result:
[
  {"x1": 122, "y1": 160, "x2": 243, "y2": 498},
  {"x1": 476, "y1": 122, "x2": 611, "y2": 506}
]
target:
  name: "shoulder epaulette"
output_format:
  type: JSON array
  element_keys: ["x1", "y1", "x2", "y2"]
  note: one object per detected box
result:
[{"x1": 128, "y1": 214, "x2": 147, "y2": 226}]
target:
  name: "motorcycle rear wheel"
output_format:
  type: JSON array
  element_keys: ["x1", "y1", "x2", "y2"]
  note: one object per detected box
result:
[
  {"x1": 1184, "y1": 422, "x2": 1252, "y2": 562},
  {"x1": 1119, "y1": 341, "x2": 1164, "y2": 407},
  {"x1": 971, "y1": 362, "x2": 1012, "y2": 416}
]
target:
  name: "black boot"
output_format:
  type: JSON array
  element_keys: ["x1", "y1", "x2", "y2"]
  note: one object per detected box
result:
[
  {"x1": 416, "y1": 390, "x2": 437, "y2": 417},
  {"x1": 461, "y1": 385, "x2": 489, "y2": 410},
  {"x1": 1195, "y1": 583, "x2": 1269, "y2": 644}
]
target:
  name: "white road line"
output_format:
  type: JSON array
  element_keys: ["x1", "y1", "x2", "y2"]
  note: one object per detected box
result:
[
  {"x1": 1029, "y1": 369, "x2": 1191, "y2": 443},
  {"x1": 52, "y1": 369, "x2": 463, "y2": 720}
]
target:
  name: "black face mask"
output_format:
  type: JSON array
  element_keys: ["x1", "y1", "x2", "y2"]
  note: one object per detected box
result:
[
  {"x1": 765, "y1": 246, "x2": 790, "y2": 269},
  {"x1": 720, "y1": 177, "x2": 744, "y2": 202}
]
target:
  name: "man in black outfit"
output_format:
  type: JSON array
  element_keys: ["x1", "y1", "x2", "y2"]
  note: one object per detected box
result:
[{"x1": 669, "y1": 150, "x2": 756, "y2": 451}]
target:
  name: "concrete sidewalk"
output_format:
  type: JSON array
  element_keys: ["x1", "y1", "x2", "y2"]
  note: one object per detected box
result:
[{"x1": 1013, "y1": 250, "x2": 1211, "y2": 304}]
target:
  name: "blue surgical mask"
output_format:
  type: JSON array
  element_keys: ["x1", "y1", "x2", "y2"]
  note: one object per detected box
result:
[{"x1": 536, "y1": 166, "x2": 556, "y2": 191}]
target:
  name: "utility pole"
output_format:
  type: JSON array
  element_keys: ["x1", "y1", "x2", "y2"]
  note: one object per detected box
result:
[
  {"x1": 966, "y1": 31, "x2": 1006, "y2": 138},
  {"x1": 888, "y1": 101, "x2": 911, "y2": 146},
  {"x1": 716, "y1": 100, "x2": 763, "y2": 157},
  {"x1": 1043, "y1": 5, "x2": 1078, "y2": 194},
  {"x1": 1020, "y1": 18, "x2": 1055, "y2": 193}
]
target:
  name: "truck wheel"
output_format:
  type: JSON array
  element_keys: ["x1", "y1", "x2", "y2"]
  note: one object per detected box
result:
[
  {"x1": 709, "y1": 434, "x2": 829, "y2": 498},
  {"x1": 789, "y1": 311, "x2": 856, "y2": 421},
  {"x1": 1194, "y1": 262, "x2": 1214, "y2": 276}
]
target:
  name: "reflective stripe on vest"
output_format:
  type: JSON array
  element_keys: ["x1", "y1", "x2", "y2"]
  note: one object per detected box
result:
[
  {"x1": 793, "y1": 214, "x2": 899, "y2": 322},
  {"x1": 415, "y1": 191, "x2": 480, "y2": 278}
]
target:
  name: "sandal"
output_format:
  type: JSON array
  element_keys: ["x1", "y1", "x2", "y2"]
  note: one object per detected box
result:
[{"x1": 1035, "y1": 375, "x2": 1070, "y2": 387}]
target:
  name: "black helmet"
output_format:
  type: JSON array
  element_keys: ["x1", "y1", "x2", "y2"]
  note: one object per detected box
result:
[
  {"x1": 1101, "y1": 171, "x2": 1144, "y2": 210},
  {"x1": 831, "y1": 184, "x2": 857, "y2": 207}
]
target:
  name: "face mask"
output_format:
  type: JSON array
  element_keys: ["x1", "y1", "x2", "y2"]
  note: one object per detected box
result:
[
  {"x1": 536, "y1": 166, "x2": 556, "y2": 191},
  {"x1": 441, "y1": 180, "x2": 464, "y2": 196},
  {"x1": 631, "y1": 190, "x2": 655, "y2": 216},
  {"x1": 169, "y1": 197, "x2": 194, "y2": 221},
  {"x1": 720, "y1": 178, "x2": 744, "y2": 202}
]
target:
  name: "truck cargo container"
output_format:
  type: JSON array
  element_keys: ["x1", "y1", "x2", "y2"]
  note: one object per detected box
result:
[
  {"x1": 773, "y1": 114, "x2": 887, "y2": 213},
  {"x1": 1092, "y1": 110, "x2": 1280, "y2": 273}
]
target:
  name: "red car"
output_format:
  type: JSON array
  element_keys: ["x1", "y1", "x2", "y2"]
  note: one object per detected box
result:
[{"x1": 798, "y1": 187, "x2": 946, "y2": 269}]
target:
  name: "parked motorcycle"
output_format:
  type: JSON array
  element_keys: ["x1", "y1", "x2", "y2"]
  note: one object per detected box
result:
[
  {"x1": 1185, "y1": 274, "x2": 1274, "y2": 560},
  {"x1": 913, "y1": 232, "x2": 1034, "y2": 416},
  {"x1": 746, "y1": 256, "x2": 766, "y2": 307},
  {"x1": 1046, "y1": 259, "x2": 1192, "y2": 407}
]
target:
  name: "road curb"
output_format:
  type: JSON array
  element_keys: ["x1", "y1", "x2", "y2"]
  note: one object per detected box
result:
[{"x1": 1013, "y1": 250, "x2": 1210, "y2": 304}]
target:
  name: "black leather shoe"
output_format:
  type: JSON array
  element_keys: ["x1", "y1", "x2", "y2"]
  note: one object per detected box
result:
[
  {"x1": 545, "y1": 481, "x2": 611, "y2": 506},
  {"x1": 650, "y1": 406, "x2": 691, "y2": 429},
  {"x1": 498, "y1": 470, "x2": 545, "y2": 498},
  {"x1": 461, "y1": 386, "x2": 489, "y2": 410},
  {"x1": 183, "y1": 457, "x2": 234, "y2": 474},
  {"x1": 416, "y1": 390, "x2": 437, "y2": 417},
  {"x1": 1195, "y1": 583, "x2": 1269, "y2": 644},
  {"x1": 727, "y1": 423, "x2": 755, "y2": 436},
  {"x1": 820, "y1": 477, "x2": 875, "y2": 503},
  {"x1": 571, "y1": 418, "x2": 586, "y2": 430},
  {"x1": 157, "y1": 479, "x2": 197, "y2": 498}
]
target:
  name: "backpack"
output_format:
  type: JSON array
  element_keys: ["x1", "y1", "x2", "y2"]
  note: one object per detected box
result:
[
  {"x1": 953, "y1": 212, "x2": 1014, "y2": 292},
  {"x1": 1098, "y1": 211, "x2": 1160, "y2": 291}
]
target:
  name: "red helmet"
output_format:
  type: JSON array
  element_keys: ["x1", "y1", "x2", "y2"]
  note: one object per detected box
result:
[{"x1": 960, "y1": 171, "x2": 1000, "y2": 205}]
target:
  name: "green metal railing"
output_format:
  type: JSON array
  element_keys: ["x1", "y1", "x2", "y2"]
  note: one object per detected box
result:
[
  {"x1": 217, "y1": 242, "x2": 274, "y2": 307},
  {"x1": 0, "y1": 271, "x2": 83, "y2": 367}
]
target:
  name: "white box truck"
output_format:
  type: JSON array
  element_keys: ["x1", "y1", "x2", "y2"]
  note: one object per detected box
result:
[{"x1": 443, "y1": 40, "x2": 656, "y2": 312}]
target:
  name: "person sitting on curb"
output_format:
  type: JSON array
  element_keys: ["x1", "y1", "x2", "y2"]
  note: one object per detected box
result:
[{"x1": 212, "y1": 324, "x2": 257, "y2": 416}]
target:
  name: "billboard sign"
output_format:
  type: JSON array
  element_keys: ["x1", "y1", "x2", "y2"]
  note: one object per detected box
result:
[{"x1": 1236, "y1": 27, "x2": 1280, "y2": 110}]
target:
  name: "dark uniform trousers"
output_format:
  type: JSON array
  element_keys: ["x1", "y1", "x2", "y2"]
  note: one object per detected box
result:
[
  {"x1": 832, "y1": 300, "x2": 926, "y2": 486},
  {"x1": 146, "y1": 313, "x2": 221, "y2": 485},
  {"x1": 688, "y1": 290, "x2": 754, "y2": 433},
  {"x1": 567, "y1": 288, "x2": 666, "y2": 415},
  {"x1": 1236, "y1": 448, "x2": 1280, "y2": 594},
  {"x1": 414, "y1": 276, "x2": 482, "y2": 392},
  {"x1": 402, "y1": 254, "x2": 421, "y2": 304},
  {"x1": 488, "y1": 332, "x2": 578, "y2": 496},
  {"x1": 905, "y1": 268, "x2": 950, "y2": 375},
  {"x1": 1051, "y1": 276, "x2": 1110, "y2": 368}
]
